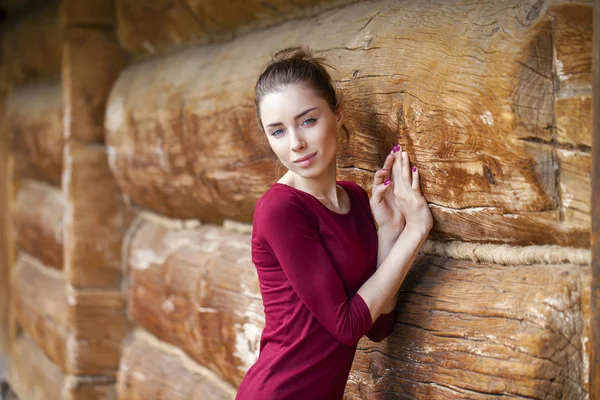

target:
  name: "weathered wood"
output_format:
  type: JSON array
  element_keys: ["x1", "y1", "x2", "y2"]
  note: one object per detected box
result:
[
  {"x1": 126, "y1": 217, "x2": 263, "y2": 387},
  {"x1": 554, "y1": 3, "x2": 594, "y2": 93},
  {"x1": 66, "y1": 287, "x2": 131, "y2": 376},
  {"x1": 346, "y1": 255, "x2": 592, "y2": 399},
  {"x1": 106, "y1": 0, "x2": 593, "y2": 247},
  {"x1": 556, "y1": 149, "x2": 591, "y2": 230},
  {"x1": 117, "y1": 329, "x2": 236, "y2": 400},
  {"x1": 62, "y1": 27, "x2": 126, "y2": 142},
  {"x1": 12, "y1": 180, "x2": 64, "y2": 270},
  {"x1": 0, "y1": 3, "x2": 62, "y2": 85},
  {"x1": 11, "y1": 250, "x2": 130, "y2": 378},
  {"x1": 10, "y1": 253, "x2": 68, "y2": 371},
  {"x1": 116, "y1": 0, "x2": 357, "y2": 56},
  {"x1": 7, "y1": 332, "x2": 64, "y2": 400},
  {"x1": 7, "y1": 331, "x2": 116, "y2": 400},
  {"x1": 64, "y1": 141, "x2": 131, "y2": 289},
  {"x1": 0, "y1": 99, "x2": 14, "y2": 354},
  {"x1": 62, "y1": 376, "x2": 116, "y2": 400},
  {"x1": 556, "y1": 95, "x2": 593, "y2": 147},
  {"x1": 59, "y1": 0, "x2": 115, "y2": 27},
  {"x1": 6, "y1": 79, "x2": 63, "y2": 186},
  {"x1": 589, "y1": 0, "x2": 600, "y2": 396}
]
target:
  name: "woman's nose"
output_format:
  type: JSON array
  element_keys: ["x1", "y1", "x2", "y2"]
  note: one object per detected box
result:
[{"x1": 289, "y1": 129, "x2": 306, "y2": 151}]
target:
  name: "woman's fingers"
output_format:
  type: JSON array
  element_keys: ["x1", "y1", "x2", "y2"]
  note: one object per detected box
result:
[
  {"x1": 401, "y1": 151, "x2": 411, "y2": 184},
  {"x1": 411, "y1": 165, "x2": 421, "y2": 193},
  {"x1": 373, "y1": 154, "x2": 394, "y2": 186},
  {"x1": 372, "y1": 154, "x2": 395, "y2": 204},
  {"x1": 392, "y1": 146, "x2": 403, "y2": 186}
]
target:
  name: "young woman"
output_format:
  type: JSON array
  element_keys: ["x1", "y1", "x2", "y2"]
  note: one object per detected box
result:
[{"x1": 235, "y1": 46, "x2": 434, "y2": 400}]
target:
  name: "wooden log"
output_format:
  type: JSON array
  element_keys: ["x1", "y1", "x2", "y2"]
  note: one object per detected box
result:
[
  {"x1": 116, "y1": 0, "x2": 356, "y2": 56},
  {"x1": 66, "y1": 287, "x2": 131, "y2": 376},
  {"x1": 346, "y1": 255, "x2": 592, "y2": 399},
  {"x1": 12, "y1": 180, "x2": 64, "y2": 270},
  {"x1": 64, "y1": 141, "x2": 131, "y2": 289},
  {"x1": 7, "y1": 331, "x2": 64, "y2": 400},
  {"x1": 7, "y1": 331, "x2": 117, "y2": 400},
  {"x1": 117, "y1": 329, "x2": 236, "y2": 400},
  {"x1": 0, "y1": 98, "x2": 15, "y2": 354},
  {"x1": 589, "y1": 0, "x2": 599, "y2": 395},
  {"x1": 0, "y1": 2, "x2": 62, "y2": 85},
  {"x1": 106, "y1": 0, "x2": 593, "y2": 247},
  {"x1": 62, "y1": 376, "x2": 116, "y2": 400},
  {"x1": 6, "y1": 79, "x2": 63, "y2": 186},
  {"x1": 126, "y1": 217, "x2": 263, "y2": 387},
  {"x1": 10, "y1": 253, "x2": 68, "y2": 372},
  {"x1": 554, "y1": 3, "x2": 594, "y2": 93},
  {"x1": 59, "y1": 0, "x2": 115, "y2": 27},
  {"x1": 556, "y1": 149, "x2": 591, "y2": 231},
  {"x1": 11, "y1": 251, "x2": 130, "y2": 378},
  {"x1": 62, "y1": 27, "x2": 125, "y2": 142},
  {"x1": 555, "y1": 95, "x2": 593, "y2": 148}
]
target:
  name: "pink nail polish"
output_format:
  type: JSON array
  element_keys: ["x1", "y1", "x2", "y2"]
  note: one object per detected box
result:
[
  {"x1": 384, "y1": 180, "x2": 390, "y2": 185},
  {"x1": 382, "y1": 168, "x2": 387, "y2": 171},
  {"x1": 412, "y1": 166, "x2": 417, "y2": 172}
]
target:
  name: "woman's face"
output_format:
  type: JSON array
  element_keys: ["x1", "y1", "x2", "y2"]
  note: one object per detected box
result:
[{"x1": 259, "y1": 83, "x2": 342, "y2": 179}]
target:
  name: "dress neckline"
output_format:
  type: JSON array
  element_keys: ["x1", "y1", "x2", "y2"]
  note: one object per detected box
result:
[{"x1": 273, "y1": 180, "x2": 353, "y2": 216}]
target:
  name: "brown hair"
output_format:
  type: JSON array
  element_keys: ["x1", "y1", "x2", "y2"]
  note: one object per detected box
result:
[{"x1": 254, "y1": 46, "x2": 342, "y2": 133}]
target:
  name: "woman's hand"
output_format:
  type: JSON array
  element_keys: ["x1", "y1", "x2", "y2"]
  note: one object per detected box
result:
[
  {"x1": 370, "y1": 149, "x2": 406, "y2": 235},
  {"x1": 389, "y1": 144, "x2": 433, "y2": 233}
]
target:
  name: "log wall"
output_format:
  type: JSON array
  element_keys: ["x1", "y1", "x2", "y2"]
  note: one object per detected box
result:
[
  {"x1": 115, "y1": 0, "x2": 358, "y2": 57},
  {"x1": 106, "y1": 0, "x2": 593, "y2": 248},
  {"x1": 0, "y1": 0, "x2": 62, "y2": 362},
  {"x1": 12, "y1": 180, "x2": 64, "y2": 270},
  {"x1": 1, "y1": 0, "x2": 131, "y2": 398},
  {"x1": 0, "y1": 0, "x2": 595, "y2": 399}
]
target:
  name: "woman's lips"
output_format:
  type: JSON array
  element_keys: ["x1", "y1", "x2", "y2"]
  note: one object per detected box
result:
[{"x1": 294, "y1": 152, "x2": 317, "y2": 166}]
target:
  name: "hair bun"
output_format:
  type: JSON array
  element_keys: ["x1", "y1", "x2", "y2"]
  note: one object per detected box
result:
[{"x1": 269, "y1": 46, "x2": 314, "y2": 66}]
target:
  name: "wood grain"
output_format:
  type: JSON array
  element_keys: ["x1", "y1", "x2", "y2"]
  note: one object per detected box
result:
[
  {"x1": 346, "y1": 255, "x2": 592, "y2": 399},
  {"x1": 10, "y1": 253, "x2": 68, "y2": 371},
  {"x1": 106, "y1": 0, "x2": 593, "y2": 247},
  {"x1": 0, "y1": 3, "x2": 62, "y2": 85},
  {"x1": 66, "y1": 287, "x2": 131, "y2": 376},
  {"x1": 12, "y1": 180, "x2": 64, "y2": 270},
  {"x1": 62, "y1": 27, "x2": 126, "y2": 142},
  {"x1": 117, "y1": 329, "x2": 236, "y2": 400},
  {"x1": 64, "y1": 141, "x2": 131, "y2": 289},
  {"x1": 7, "y1": 332, "x2": 64, "y2": 400},
  {"x1": 116, "y1": 0, "x2": 358, "y2": 56},
  {"x1": 589, "y1": 0, "x2": 599, "y2": 396},
  {"x1": 6, "y1": 79, "x2": 63, "y2": 186},
  {"x1": 7, "y1": 331, "x2": 117, "y2": 400},
  {"x1": 126, "y1": 217, "x2": 262, "y2": 387}
]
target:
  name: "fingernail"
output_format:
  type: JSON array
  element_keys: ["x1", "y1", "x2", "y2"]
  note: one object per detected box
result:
[
  {"x1": 412, "y1": 166, "x2": 417, "y2": 172},
  {"x1": 392, "y1": 145, "x2": 399, "y2": 153},
  {"x1": 381, "y1": 168, "x2": 387, "y2": 171},
  {"x1": 384, "y1": 180, "x2": 390, "y2": 186}
]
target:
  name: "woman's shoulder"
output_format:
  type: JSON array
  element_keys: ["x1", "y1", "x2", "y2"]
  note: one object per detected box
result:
[{"x1": 254, "y1": 184, "x2": 308, "y2": 220}]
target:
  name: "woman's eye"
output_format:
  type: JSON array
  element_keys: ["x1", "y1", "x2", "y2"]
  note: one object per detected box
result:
[
  {"x1": 271, "y1": 129, "x2": 284, "y2": 137},
  {"x1": 302, "y1": 118, "x2": 316, "y2": 126}
]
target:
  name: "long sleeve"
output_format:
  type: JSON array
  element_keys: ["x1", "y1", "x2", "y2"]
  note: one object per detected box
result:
[
  {"x1": 365, "y1": 302, "x2": 399, "y2": 342},
  {"x1": 254, "y1": 194, "x2": 373, "y2": 347},
  {"x1": 353, "y1": 182, "x2": 399, "y2": 342}
]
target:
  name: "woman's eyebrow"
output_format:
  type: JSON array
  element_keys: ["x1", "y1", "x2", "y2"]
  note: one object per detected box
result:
[{"x1": 265, "y1": 107, "x2": 318, "y2": 128}]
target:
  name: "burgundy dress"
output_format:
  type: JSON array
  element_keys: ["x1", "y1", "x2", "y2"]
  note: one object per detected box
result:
[{"x1": 235, "y1": 180, "x2": 399, "y2": 400}]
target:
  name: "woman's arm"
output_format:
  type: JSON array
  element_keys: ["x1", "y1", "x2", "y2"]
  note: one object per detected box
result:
[
  {"x1": 376, "y1": 226, "x2": 401, "y2": 314},
  {"x1": 358, "y1": 223, "x2": 429, "y2": 324}
]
